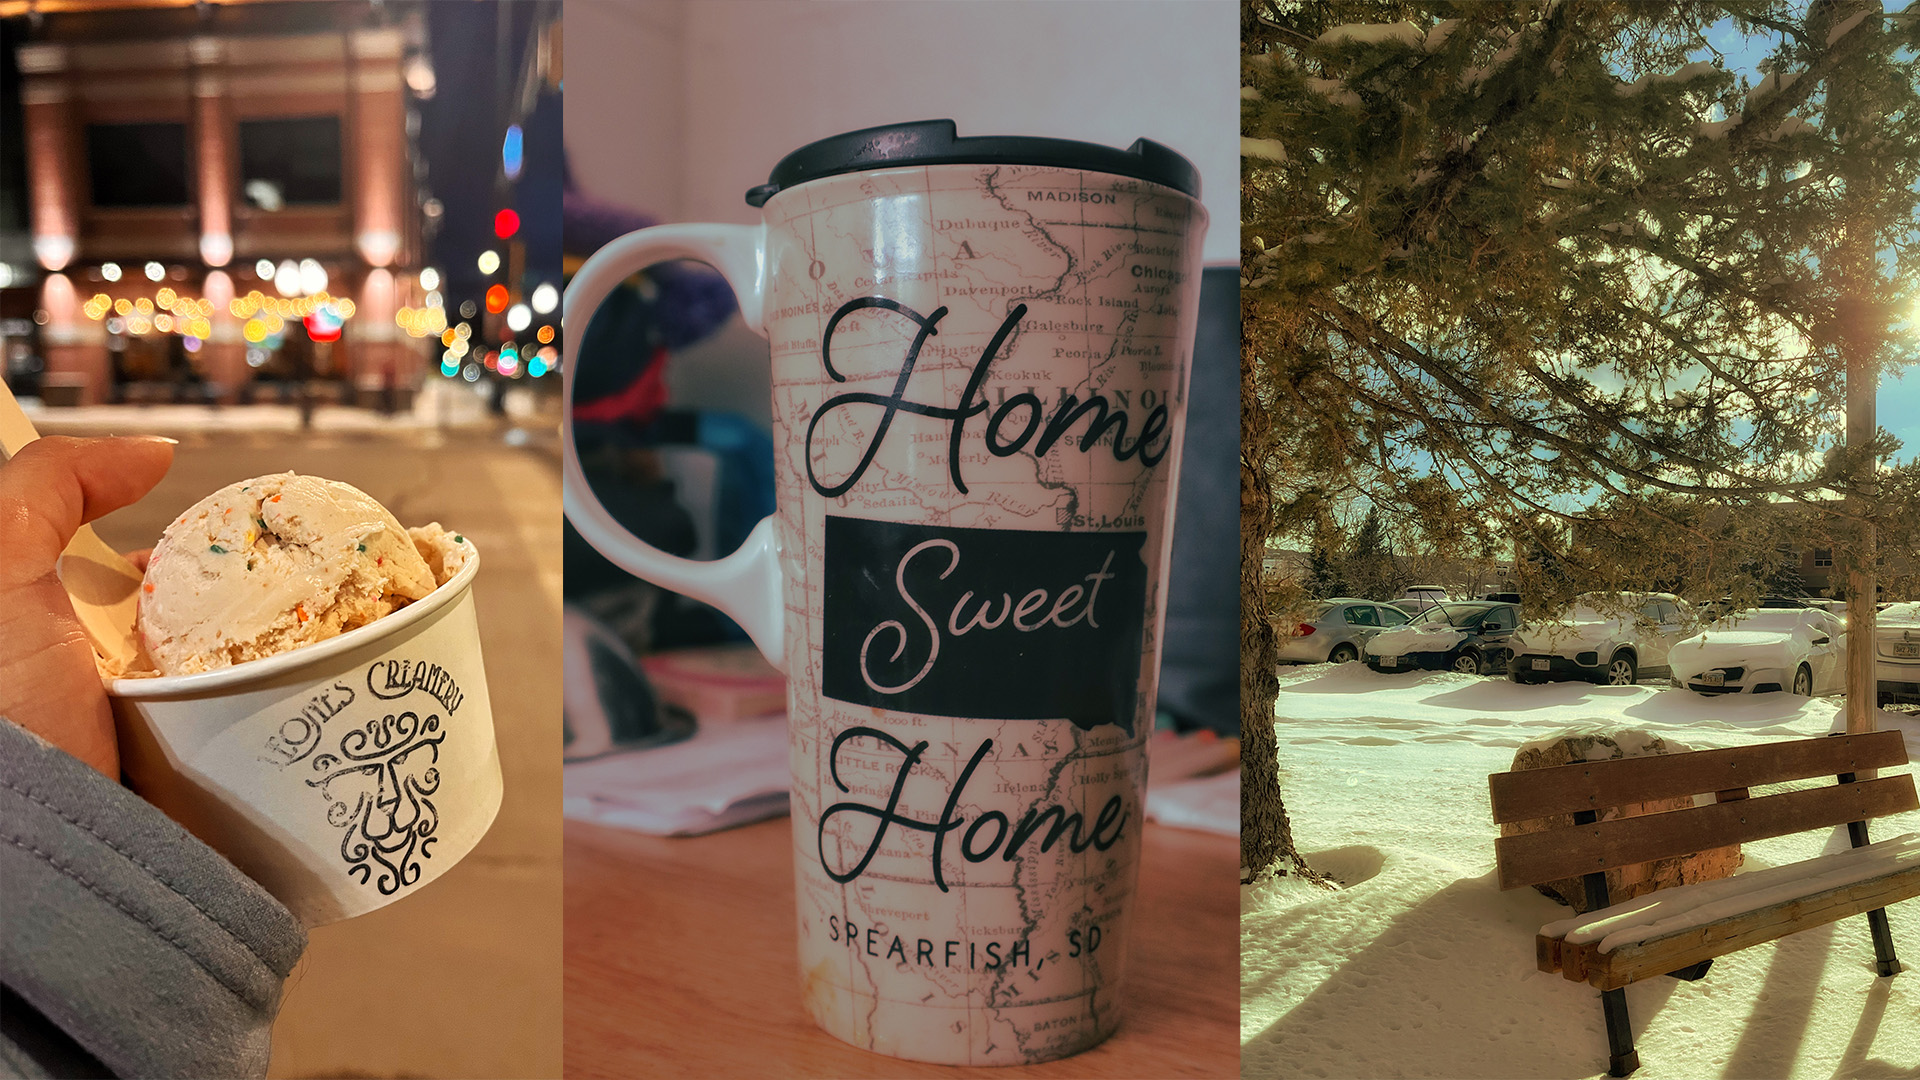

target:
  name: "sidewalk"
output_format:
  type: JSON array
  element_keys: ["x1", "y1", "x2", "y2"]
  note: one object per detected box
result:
[{"x1": 19, "y1": 380, "x2": 558, "y2": 436}]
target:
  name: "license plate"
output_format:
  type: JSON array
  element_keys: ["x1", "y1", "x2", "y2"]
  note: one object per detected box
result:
[
  {"x1": 1532, "y1": 658, "x2": 1550, "y2": 671},
  {"x1": 1700, "y1": 671, "x2": 1726, "y2": 686},
  {"x1": 1379, "y1": 656, "x2": 1399, "y2": 667},
  {"x1": 1894, "y1": 643, "x2": 1920, "y2": 658}
]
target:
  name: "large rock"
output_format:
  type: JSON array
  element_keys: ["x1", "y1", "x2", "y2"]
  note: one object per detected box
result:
[{"x1": 1502, "y1": 729, "x2": 1743, "y2": 912}]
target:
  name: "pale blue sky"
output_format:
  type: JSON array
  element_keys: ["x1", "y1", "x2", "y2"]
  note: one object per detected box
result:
[{"x1": 1696, "y1": 5, "x2": 1919, "y2": 463}]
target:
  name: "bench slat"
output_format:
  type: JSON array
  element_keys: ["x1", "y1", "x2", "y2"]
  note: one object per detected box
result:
[
  {"x1": 1488, "y1": 731, "x2": 1908, "y2": 824},
  {"x1": 1561, "y1": 861, "x2": 1920, "y2": 990},
  {"x1": 1495, "y1": 776, "x2": 1919, "y2": 890}
]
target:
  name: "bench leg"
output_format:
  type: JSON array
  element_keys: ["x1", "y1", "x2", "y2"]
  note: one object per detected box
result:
[
  {"x1": 1841, "y1": 813, "x2": 1904, "y2": 977},
  {"x1": 1573, "y1": 814, "x2": 1640, "y2": 1076},
  {"x1": 1865, "y1": 907, "x2": 1902, "y2": 977},
  {"x1": 1600, "y1": 987, "x2": 1639, "y2": 1076}
]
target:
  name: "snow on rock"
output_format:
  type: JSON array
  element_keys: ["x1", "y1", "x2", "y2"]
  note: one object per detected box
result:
[
  {"x1": 1241, "y1": 137, "x2": 1288, "y2": 162},
  {"x1": 1504, "y1": 730, "x2": 1743, "y2": 912},
  {"x1": 1316, "y1": 22, "x2": 1422, "y2": 49},
  {"x1": 1244, "y1": 666, "x2": 1920, "y2": 1078}
]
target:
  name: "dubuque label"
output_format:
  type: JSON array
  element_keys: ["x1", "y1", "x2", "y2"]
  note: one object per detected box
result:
[{"x1": 821, "y1": 516, "x2": 1146, "y2": 734}]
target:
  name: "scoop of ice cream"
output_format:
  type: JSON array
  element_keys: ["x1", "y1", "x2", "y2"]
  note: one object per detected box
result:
[
  {"x1": 138, "y1": 473, "x2": 438, "y2": 675},
  {"x1": 408, "y1": 521, "x2": 473, "y2": 584}
]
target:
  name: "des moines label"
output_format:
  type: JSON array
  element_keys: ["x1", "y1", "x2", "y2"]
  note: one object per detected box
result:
[{"x1": 821, "y1": 516, "x2": 1146, "y2": 733}]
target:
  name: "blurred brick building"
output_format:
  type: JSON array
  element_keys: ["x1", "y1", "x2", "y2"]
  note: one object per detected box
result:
[{"x1": 0, "y1": 1, "x2": 437, "y2": 405}]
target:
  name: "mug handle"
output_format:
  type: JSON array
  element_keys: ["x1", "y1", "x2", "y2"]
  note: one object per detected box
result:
[{"x1": 561, "y1": 223, "x2": 788, "y2": 671}]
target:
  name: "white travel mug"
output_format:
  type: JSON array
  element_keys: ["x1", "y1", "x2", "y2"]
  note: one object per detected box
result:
[{"x1": 563, "y1": 120, "x2": 1207, "y2": 1064}]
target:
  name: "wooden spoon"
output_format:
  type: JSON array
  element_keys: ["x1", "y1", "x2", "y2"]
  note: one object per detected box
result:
[{"x1": 0, "y1": 384, "x2": 146, "y2": 674}]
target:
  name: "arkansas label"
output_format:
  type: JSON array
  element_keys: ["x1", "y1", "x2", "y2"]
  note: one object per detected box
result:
[{"x1": 821, "y1": 516, "x2": 1146, "y2": 733}]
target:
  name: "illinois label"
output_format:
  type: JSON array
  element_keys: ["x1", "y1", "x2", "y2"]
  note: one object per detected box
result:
[{"x1": 821, "y1": 515, "x2": 1146, "y2": 733}]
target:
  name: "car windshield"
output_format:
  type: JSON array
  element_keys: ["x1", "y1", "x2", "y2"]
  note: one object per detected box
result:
[
  {"x1": 1715, "y1": 609, "x2": 1811, "y2": 631},
  {"x1": 1411, "y1": 603, "x2": 1494, "y2": 628}
]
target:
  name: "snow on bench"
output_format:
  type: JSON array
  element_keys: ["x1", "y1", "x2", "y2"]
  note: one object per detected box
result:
[{"x1": 1542, "y1": 831, "x2": 1920, "y2": 954}]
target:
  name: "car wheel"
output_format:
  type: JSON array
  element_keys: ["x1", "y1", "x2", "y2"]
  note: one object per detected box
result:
[
  {"x1": 1603, "y1": 653, "x2": 1638, "y2": 686},
  {"x1": 1328, "y1": 644, "x2": 1359, "y2": 664},
  {"x1": 1792, "y1": 664, "x2": 1813, "y2": 696},
  {"x1": 1451, "y1": 651, "x2": 1484, "y2": 676}
]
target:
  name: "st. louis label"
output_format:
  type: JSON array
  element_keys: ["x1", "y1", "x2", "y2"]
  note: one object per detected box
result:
[{"x1": 821, "y1": 515, "x2": 1147, "y2": 733}]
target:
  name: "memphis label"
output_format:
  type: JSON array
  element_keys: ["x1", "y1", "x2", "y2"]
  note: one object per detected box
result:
[{"x1": 821, "y1": 516, "x2": 1146, "y2": 733}]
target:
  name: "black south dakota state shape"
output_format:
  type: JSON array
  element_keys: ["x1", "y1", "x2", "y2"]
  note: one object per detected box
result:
[{"x1": 821, "y1": 515, "x2": 1147, "y2": 735}]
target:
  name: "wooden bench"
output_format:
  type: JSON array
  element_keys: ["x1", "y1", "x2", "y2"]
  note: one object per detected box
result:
[{"x1": 1488, "y1": 730, "x2": 1920, "y2": 1077}]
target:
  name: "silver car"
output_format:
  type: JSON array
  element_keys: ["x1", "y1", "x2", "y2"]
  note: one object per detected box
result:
[
  {"x1": 1277, "y1": 599, "x2": 1412, "y2": 665},
  {"x1": 1875, "y1": 602, "x2": 1920, "y2": 707}
]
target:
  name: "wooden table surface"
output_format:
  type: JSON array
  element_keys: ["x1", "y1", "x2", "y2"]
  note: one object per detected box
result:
[{"x1": 564, "y1": 816, "x2": 1238, "y2": 1078}]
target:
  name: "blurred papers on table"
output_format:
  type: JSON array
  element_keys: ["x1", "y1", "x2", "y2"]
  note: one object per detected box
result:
[{"x1": 563, "y1": 703, "x2": 1240, "y2": 839}]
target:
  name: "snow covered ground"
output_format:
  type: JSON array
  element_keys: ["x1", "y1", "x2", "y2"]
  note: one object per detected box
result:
[{"x1": 1242, "y1": 663, "x2": 1920, "y2": 1080}]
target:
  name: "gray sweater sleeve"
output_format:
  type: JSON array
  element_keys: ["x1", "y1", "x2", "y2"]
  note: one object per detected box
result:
[{"x1": 0, "y1": 718, "x2": 306, "y2": 1079}]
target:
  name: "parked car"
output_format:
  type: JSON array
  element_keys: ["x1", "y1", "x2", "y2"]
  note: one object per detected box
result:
[
  {"x1": 1669, "y1": 607, "x2": 1846, "y2": 696},
  {"x1": 1507, "y1": 592, "x2": 1696, "y2": 685},
  {"x1": 1277, "y1": 599, "x2": 1411, "y2": 665},
  {"x1": 1699, "y1": 595, "x2": 1808, "y2": 621},
  {"x1": 1363, "y1": 601, "x2": 1522, "y2": 675},
  {"x1": 1875, "y1": 601, "x2": 1920, "y2": 707},
  {"x1": 1392, "y1": 585, "x2": 1451, "y2": 614},
  {"x1": 1478, "y1": 592, "x2": 1523, "y2": 605}
]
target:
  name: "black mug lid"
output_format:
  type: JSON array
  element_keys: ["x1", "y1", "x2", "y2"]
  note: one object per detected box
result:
[{"x1": 743, "y1": 119, "x2": 1200, "y2": 207}]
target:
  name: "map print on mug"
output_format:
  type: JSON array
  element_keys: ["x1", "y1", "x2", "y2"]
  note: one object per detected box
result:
[{"x1": 563, "y1": 121, "x2": 1207, "y2": 1065}]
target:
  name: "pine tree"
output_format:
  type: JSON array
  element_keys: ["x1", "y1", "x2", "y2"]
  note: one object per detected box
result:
[
  {"x1": 1241, "y1": 0, "x2": 1920, "y2": 881},
  {"x1": 1303, "y1": 517, "x2": 1353, "y2": 597},
  {"x1": 1347, "y1": 507, "x2": 1395, "y2": 599}
]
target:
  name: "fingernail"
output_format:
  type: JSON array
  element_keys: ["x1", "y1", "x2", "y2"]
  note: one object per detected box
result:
[{"x1": 133, "y1": 436, "x2": 180, "y2": 445}]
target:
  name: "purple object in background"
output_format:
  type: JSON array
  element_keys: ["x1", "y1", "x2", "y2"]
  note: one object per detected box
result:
[{"x1": 563, "y1": 172, "x2": 739, "y2": 355}]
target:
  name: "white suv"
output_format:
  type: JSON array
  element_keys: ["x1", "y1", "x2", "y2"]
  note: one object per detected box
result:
[{"x1": 1507, "y1": 592, "x2": 1696, "y2": 686}]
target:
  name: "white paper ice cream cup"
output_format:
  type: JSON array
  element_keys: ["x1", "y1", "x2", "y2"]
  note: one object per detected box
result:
[{"x1": 106, "y1": 546, "x2": 502, "y2": 926}]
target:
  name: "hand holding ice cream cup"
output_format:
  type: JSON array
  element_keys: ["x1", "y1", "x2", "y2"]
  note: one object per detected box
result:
[{"x1": 108, "y1": 472, "x2": 503, "y2": 927}]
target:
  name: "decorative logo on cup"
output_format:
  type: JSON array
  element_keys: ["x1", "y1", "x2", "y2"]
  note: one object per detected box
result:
[{"x1": 263, "y1": 658, "x2": 468, "y2": 894}]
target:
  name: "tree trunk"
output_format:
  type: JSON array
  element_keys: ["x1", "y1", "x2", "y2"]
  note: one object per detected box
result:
[
  {"x1": 1823, "y1": 0, "x2": 1882, "y2": 735},
  {"x1": 1239, "y1": 310, "x2": 1324, "y2": 886}
]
